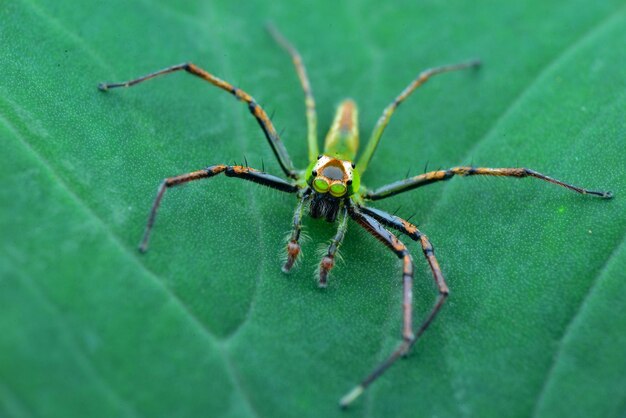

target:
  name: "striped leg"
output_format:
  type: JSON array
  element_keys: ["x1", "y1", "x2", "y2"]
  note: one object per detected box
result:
[
  {"x1": 267, "y1": 24, "x2": 319, "y2": 162},
  {"x1": 365, "y1": 167, "x2": 614, "y2": 200},
  {"x1": 99, "y1": 63, "x2": 298, "y2": 179},
  {"x1": 340, "y1": 207, "x2": 415, "y2": 408},
  {"x1": 318, "y1": 205, "x2": 349, "y2": 287},
  {"x1": 139, "y1": 165, "x2": 298, "y2": 252},
  {"x1": 356, "y1": 60, "x2": 481, "y2": 174},
  {"x1": 283, "y1": 190, "x2": 312, "y2": 273},
  {"x1": 358, "y1": 205, "x2": 449, "y2": 347}
]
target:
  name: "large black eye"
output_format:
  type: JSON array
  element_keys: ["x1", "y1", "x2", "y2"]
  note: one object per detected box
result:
[{"x1": 322, "y1": 166, "x2": 343, "y2": 180}]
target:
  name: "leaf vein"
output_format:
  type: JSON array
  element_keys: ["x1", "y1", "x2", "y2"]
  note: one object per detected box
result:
[
  {"x1": 9, "y1": 267, "x2": 141, "y2": 418},
  {"x1": 531, "y1": 229, "x2": 626, "y2": 417}
]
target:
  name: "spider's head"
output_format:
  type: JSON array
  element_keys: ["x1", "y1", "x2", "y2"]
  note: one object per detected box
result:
[{"x1": 305, "y1": 154, "x2": 360, "y2": 198}]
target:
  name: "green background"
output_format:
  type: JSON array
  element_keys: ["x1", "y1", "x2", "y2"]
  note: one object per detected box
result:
[{"x1": 2, "y1": 1, "x2": 625, "y2": 417}]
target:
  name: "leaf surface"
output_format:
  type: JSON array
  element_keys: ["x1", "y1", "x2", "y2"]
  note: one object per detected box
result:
[{"x1": 2, "y1": 1, "x2": 625, "y2": 417}]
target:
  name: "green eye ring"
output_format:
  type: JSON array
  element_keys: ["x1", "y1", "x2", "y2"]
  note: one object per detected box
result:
[
  {"x1": 330, "y1": 183, "x2": 347, "y2": 197},
  {"x1": 313, "y1": 178, "x2": 329, "y2": 193}
]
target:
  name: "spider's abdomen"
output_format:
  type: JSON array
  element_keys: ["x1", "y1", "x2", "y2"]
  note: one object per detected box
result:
[
  {"x1": 309, "y1": 193, "x2": 341, "y2": 222},
  {"x1": 324, "y1": 99, "x2": 359, "y2": 161}
]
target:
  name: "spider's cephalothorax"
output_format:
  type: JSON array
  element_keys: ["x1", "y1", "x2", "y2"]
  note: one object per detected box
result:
[
  {"x1": 99, "y1": 24, "x2": 612, "y2": 409},
  {"x1": 306, "y1": 154, "x2": 353, "y2": 222}
]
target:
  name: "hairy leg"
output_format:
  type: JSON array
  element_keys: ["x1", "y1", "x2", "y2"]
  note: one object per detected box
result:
[
  {"x1": 99, "y1": 63, "x2": 298, "y2": 178},
  {"x1": 365, "y1": 166, "x2": 613, "y2": 200},
  {"x1": 139, "y1": 164, "x2": 298, "y2": 252}
]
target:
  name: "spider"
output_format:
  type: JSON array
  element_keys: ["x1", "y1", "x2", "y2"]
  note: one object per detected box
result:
[{"x1": 98, "y1": 25, "x2": 613, "y2": 408}]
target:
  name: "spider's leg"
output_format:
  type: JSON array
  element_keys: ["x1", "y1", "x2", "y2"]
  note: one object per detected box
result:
[
  {"x1": 340, "y1": 207, "x2": 417, "y2": 408},
  {"x1": 139, "y1": 164, "x2": 298, "y2": 252},
  {"x1": 356, "y1": 60, "x2": 480, "y2": 174},
  {"x1": 317, "y1": 205, "x2": 349, "y2": 287},
  {"x1": 357, "y1": 206, "x2": 447, "y2": 350},
  {"x1": 365, "y1": 166, "x2": 613, "y2": 201},
  {"x1": 99, "y1": 63, "x2": 298, "y2": 179},
  {"x1": 358, "y1": 205, "x2": 421, "y2": 241},
  {"x1": 267, "y1": 24, "x2": 319, "y2": 162},
  {"x1": 283, "y1": 189, "x2": 313, "y2": 273}
]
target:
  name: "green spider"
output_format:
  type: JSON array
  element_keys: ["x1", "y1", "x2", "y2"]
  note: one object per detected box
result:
[{"x1": 98, "y1": 25, "x2": 613, "y2": 408}]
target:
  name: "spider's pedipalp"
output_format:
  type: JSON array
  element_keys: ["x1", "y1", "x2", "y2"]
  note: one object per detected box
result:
[
  {"x1": 283, "y1": 190, "x2": 312, "y2": 273},
  {"x1": 316, "y1": 205, "x2": 349, "y2": 287}
]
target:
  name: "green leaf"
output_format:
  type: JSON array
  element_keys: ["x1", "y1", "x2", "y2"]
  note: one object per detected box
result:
[{"x1": 2, "y1": 1, "x2": 625, "y2": 417}]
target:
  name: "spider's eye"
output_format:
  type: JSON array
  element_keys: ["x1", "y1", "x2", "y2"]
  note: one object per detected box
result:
[
  {"x1": 322, "y1": 166, "x2": 344, "y2": 180},
  {"x1": 329, "y1": 183, "x2": 347, "y2": 197},
  {"x1": 313, "y1": 178, "x2": 329, "y2": 193}
]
